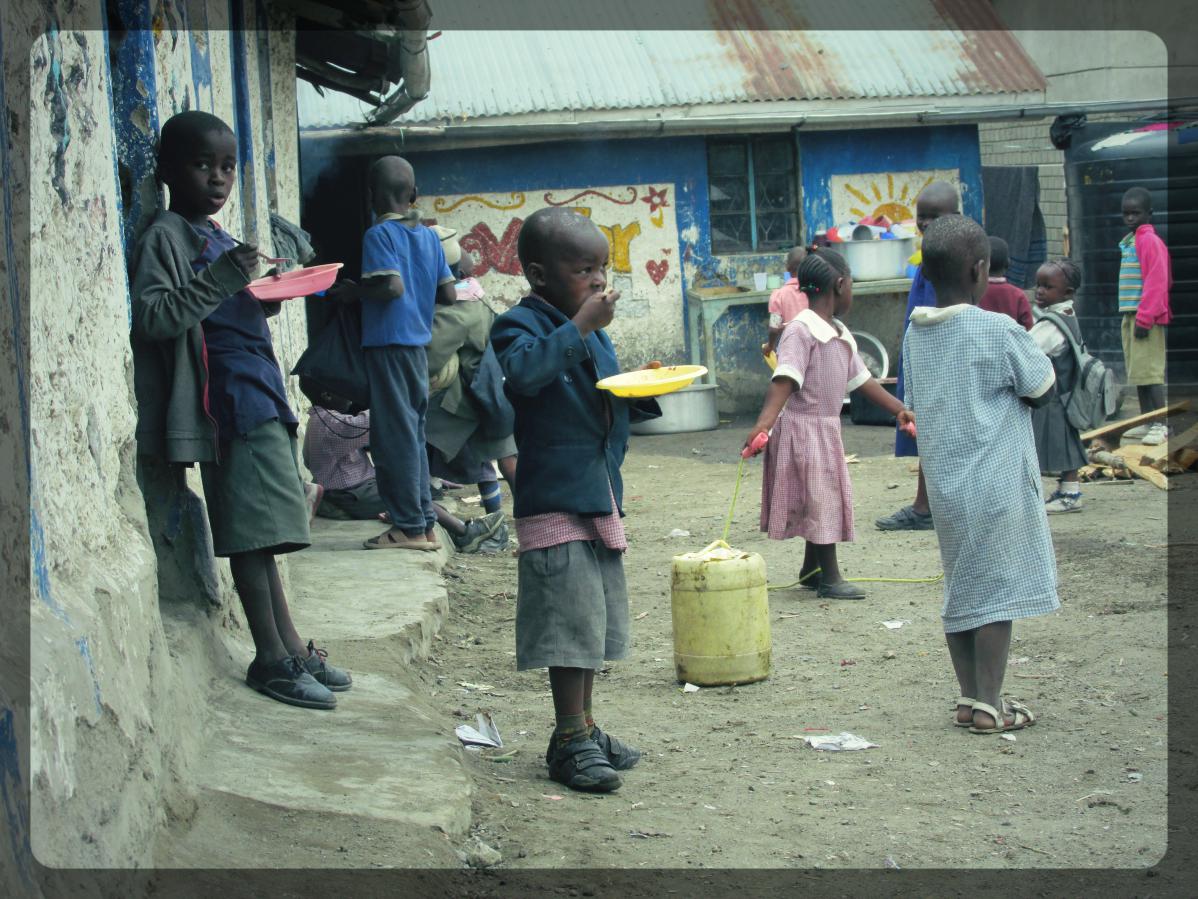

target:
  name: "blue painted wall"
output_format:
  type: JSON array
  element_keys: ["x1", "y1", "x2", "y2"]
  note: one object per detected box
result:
[
  {"x1": 325, "y1": 125, "x2": 984, "y2": 410},
  {"x1": 798, "y1": 124, "x2": 984, "y2": 240}
]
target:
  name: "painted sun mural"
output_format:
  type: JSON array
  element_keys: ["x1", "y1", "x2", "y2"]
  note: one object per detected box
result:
[{"x1": 830, "y1": 169, "x2": 960, "y2": 225}]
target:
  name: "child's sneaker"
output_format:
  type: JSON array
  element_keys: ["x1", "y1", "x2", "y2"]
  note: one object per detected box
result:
[
  {"x1": 1044, "y1": 490, "x2": 1083, "y2": 514},
  {"x1": 1141, "y1": 423, "x2": 1170, "y2": 446},
  {"x1": 590, "y1": 724, "x2": 642, "y2": 770},
  {"x1": 452, "y1": 511, "x2": 506, "y2": 553},
  {"x1": 547, "y1": 733, "x2": 622, "y2": 792},
  {"x1": 1122, "y1": 423, "x2": 1151, "y2": 441}
]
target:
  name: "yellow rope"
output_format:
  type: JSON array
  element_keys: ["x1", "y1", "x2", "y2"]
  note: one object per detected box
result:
[{"x1": 721, "y1": 457, "x2": 944, "y2": 588}]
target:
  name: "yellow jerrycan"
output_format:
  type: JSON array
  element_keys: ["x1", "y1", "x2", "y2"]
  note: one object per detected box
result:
[{"x1": 670, "y1": 540, "x2": 770, "y2": 686}]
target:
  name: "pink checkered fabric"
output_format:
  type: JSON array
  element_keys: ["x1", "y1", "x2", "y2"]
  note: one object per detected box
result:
[{"x1": 514, "y1": 483, "x2": 627, "y2": 553}]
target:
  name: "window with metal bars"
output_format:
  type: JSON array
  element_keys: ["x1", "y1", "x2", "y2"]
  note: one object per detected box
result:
[{"x1": 707, "y1": 135, "x2": 800, "y2": 254}]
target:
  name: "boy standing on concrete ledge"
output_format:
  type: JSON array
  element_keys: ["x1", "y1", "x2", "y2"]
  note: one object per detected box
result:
[
  {"x1": 357, "y1": 156, "x2": 458, "y2": 551},
  {"x1": 490, "y1": 208, "x2": 660, "y2": 793},
  {"x1": 131, "y1": 111, "x2": 350, "y2": 709}
]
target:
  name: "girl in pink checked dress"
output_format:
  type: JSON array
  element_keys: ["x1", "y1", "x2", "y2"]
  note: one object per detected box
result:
[{"x1": 744, "y1": 248, "x2": 915, "y2": 600}]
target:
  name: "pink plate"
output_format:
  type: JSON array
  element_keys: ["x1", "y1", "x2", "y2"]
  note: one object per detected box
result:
[{"x1": 245, "y1": 262, "x2": 344, "y2": 300}]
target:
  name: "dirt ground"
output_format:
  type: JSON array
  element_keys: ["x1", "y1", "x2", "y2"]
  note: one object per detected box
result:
[{"x1": 420, "y1": 410, "x2": 1187, "y2": 871}]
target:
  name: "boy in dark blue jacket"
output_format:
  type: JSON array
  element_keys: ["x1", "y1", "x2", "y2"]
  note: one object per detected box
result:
[{"x1": 490, "y1": 208, "x2": 658, "y2": 792}]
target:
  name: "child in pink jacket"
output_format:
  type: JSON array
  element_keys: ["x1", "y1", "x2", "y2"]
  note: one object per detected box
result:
[{"x1": 1117, "y1": 186, "x2": 1173, "y2": 446}]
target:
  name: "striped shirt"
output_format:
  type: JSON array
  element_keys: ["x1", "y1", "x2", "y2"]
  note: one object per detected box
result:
[
  {"x1": 1118, "y1": 232, "x2": 1142, "y2": 313},
  {"x1": 514, "y1": 482, "x2": 628, "y2": 553}
]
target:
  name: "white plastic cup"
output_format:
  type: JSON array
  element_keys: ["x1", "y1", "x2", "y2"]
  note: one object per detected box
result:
[{"x1": 753, "y1": 272, "x2": 768, "y2": 291}]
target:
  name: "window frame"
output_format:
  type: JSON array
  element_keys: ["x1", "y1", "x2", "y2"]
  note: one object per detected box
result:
[{"x1": 706, "y1": 134, "x2": 801, "y2": 255}]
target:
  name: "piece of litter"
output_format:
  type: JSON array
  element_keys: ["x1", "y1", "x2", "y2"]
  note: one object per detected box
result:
[
  {"x1": 1000, "y1": 733, "x2": 1017, "y2": 743},
  {"x1": 455, "y1": 712, "x2": 503, "y2": 749},
  {"x1": 458, "y1": 682, "x2": 496, "y2": 692},
  {"x1": 703, "y1": 804, "x2": 717, "y2": 810},
  {"x1": 647, "y1": 464, "x2": 661, "y2": 469},
  {"x1": 1127, "y1": 772, "x2": 1143, "y2": 782},
  {"x1": 803, "y1": 732, "x2": 878, "y2": 751},
  {"x1": 634, "y1": 611, "x2": 650, "y2": 620},
  {"x1": 691, "y1": 448, "x2": 702, "y2": 455},
  {"x1": 884, "y1": 855, "x2": 901, "y2": 870},
  {"x1": 629, "y1": 829, "x2": 670, "y2": 838},
  {"x1": 682, "y1": 682, "x2": 701, "y2": 693},
  {"x1": 881, "y1": 651, "x2": 897, "y2": 661},
  {"x1": 541, "y1": 794, "x2": 564, "y2": 801},
  {"x1": 881, "y1": 619, "x2": 911, "y2": 630},
  {"x1": 840, "y1": 659, "x2": 856, "y2": 667},
  {"x1": 668, "y1": 528, "x2": 691, "y2": 538}
]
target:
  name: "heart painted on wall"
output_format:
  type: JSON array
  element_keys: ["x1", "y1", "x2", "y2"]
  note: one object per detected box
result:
[{"x1": 645, "y1": 258, "x2": 669, "y2": 286}]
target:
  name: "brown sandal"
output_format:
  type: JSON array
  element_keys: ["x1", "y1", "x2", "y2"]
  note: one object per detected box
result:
[{"x1": 363, "y1": 528, "x2": 436, "y2": 551}]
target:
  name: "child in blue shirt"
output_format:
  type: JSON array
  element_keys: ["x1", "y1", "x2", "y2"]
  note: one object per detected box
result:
[
  {"x1": 130, "y1": 111, "x2": 350, "y2": 709},
  {"x1": 356, "y1": 156, "x2": 457, "y2": 552},
  {"x1": 876, "y1": 181, "x2": 960, "y2": 532}
]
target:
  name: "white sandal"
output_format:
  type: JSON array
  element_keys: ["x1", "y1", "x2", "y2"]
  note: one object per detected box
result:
[{"x1": 969, "y1": 699, "x2": 1035, "y2": 734}]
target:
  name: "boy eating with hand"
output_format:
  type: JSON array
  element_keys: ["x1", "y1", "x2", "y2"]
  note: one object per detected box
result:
[{"x1": 490, "y1": 208, "x2": 659, "y2": 792}]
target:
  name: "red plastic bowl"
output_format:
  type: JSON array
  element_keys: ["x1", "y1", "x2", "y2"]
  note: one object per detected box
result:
[{"x1": 245, "y1": 262, "x2": 344, "y2": 300}]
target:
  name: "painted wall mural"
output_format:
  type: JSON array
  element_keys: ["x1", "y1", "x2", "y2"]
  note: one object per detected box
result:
[
  {"x1": 830, "y1": 168, "x2": 960, "y2": 225},
  {"x1": 420, "y1": 183, "x2": 683, "y2": 364}
]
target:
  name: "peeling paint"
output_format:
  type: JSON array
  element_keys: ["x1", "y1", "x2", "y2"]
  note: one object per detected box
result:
[{"x1": 0, "y1": 709, "x2": 33, "y2": 889}]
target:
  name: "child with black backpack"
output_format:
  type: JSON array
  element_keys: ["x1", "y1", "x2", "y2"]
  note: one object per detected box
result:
[{"x1": 1029, "y1": 259, "x2": 1089, "y2": 513}]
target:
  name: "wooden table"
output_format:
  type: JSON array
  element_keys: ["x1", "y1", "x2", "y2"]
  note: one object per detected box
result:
[{"x1": 685, "y1": 278, "x2": 912, "y2": 391}]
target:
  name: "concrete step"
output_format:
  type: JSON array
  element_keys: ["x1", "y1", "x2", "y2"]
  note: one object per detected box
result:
[{"x1": 155, "y1": 519, "x2": 472, "y2": 868}]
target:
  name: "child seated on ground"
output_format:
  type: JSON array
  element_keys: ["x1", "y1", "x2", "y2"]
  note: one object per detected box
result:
[
  {"x1": 978, "y1": 236, "x2": 1033, "y2": 330},
  {"x1": 762, "y1": 246, "x2": 809, "y2": 358},
  {"x1": 901, "y1": 214, "x2": 1059, "y2": 735},
  {"x1": 130, "y1": 110, "x2": 349, "y2": 709},
  {"x1": 303, "y1": 403, "x2": 505, "y2": 552},
  {"x1": 1029, "y1": 259, "x2": 1089, "y2": 514},
  {"x1": 745, "y1": 249, "x2": 914, "y2": 600},
  {"x1": 490, "y1": 208, "x2": 660, "y2": 793},
  {"x1": 427, "y1": 226, "x2": 518, "y2": 528}
]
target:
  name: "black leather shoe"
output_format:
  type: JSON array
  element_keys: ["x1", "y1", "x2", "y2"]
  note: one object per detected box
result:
[
  {"x1": 246, "y1": 656, "x2": 337, "y2": 709},
  {"x1": 817, "y1": 581, "x2": 867, "y2": 600},
  {"x1": 302, "y1": 640, "x2": 352, "y2": 691},
  {"x1": 547, "y1": 734, "x2": 622, "y2": 792}
]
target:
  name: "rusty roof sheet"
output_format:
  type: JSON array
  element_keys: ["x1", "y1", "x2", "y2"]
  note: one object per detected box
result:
[{"x1": 298, "y1": 1, "x2": 1045, "y2": 130}]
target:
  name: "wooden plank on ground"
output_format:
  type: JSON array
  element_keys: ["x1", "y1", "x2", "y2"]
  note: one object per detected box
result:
[
  {"x1": 1080, "y1": 401, "x2": 1191, "y2": 443},
  {"x1": 1110, "y1": 445, "x2": 1172, "y2": 490},
  {"x1": 1140, "y1": 421, "x2": 1198, "y2": 467}
]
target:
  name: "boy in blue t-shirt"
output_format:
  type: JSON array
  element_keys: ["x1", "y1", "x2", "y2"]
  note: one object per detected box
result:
[
  {"x1": 357, "y1": 156, "x2": 457, "y2": 551},
  {"x1": 876, "y1": 181, "x2": 959, "y2": 532}
]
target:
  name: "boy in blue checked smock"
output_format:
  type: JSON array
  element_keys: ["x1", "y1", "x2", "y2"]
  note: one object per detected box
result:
[
  {"x1": 490, "y1": 208, "x2": 660, "y2": 793},
  {"x1": 901, "y1": 215, "x2": 1060, "y2": 736},
  {"x1": 130, "y1": 111, "x2": 350, "y2": 710},
  {"x1": 355, "y1": 156, "x2": 457, "y2": 552}
]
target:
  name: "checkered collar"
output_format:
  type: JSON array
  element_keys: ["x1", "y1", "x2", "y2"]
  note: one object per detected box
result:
[{"x1": 796, "y1": 308, "x2": 856, "y2": 349}]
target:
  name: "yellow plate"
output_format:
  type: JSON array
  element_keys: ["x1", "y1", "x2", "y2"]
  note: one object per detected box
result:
[{"x1": 596, "y1": 364, "x2": 708, "y2": 398}]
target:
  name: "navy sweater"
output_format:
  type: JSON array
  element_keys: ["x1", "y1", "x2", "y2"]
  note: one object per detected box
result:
[{"x1": 490, "y1": 295, "x2": 659, "y2": 519}]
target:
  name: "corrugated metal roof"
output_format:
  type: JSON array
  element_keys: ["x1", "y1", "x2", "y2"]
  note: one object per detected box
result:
[{"x1": 298, "y1": 2, "x2": 1045, "y2": 130}]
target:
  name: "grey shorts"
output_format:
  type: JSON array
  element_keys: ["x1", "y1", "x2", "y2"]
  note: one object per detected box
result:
[
  {"x1": 515, "y1": 540, "x2": 630, "y2": 671},
  {"x1": 200, "y1": 419, "x2": 311, "y2": 557}
]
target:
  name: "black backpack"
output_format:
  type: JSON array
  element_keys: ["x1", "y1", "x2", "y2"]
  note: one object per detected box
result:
[
  {"x1": 292, "y1": 301, "x2": 370, "y2": 413},
  {"x1": 1041, "y1": 311, "x2": 1117, "y2": 431}
]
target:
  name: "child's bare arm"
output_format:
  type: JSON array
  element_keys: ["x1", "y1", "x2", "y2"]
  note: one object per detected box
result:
[
  {"x1": 854, "y1": 377, "x2": 913, "y2": 425},
  {"x1": 745, "y1": 377, "x2": 795, "y2": 449},
  {"x1": 358, "y1": 274, "x2": 404, "y2": 302}
]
